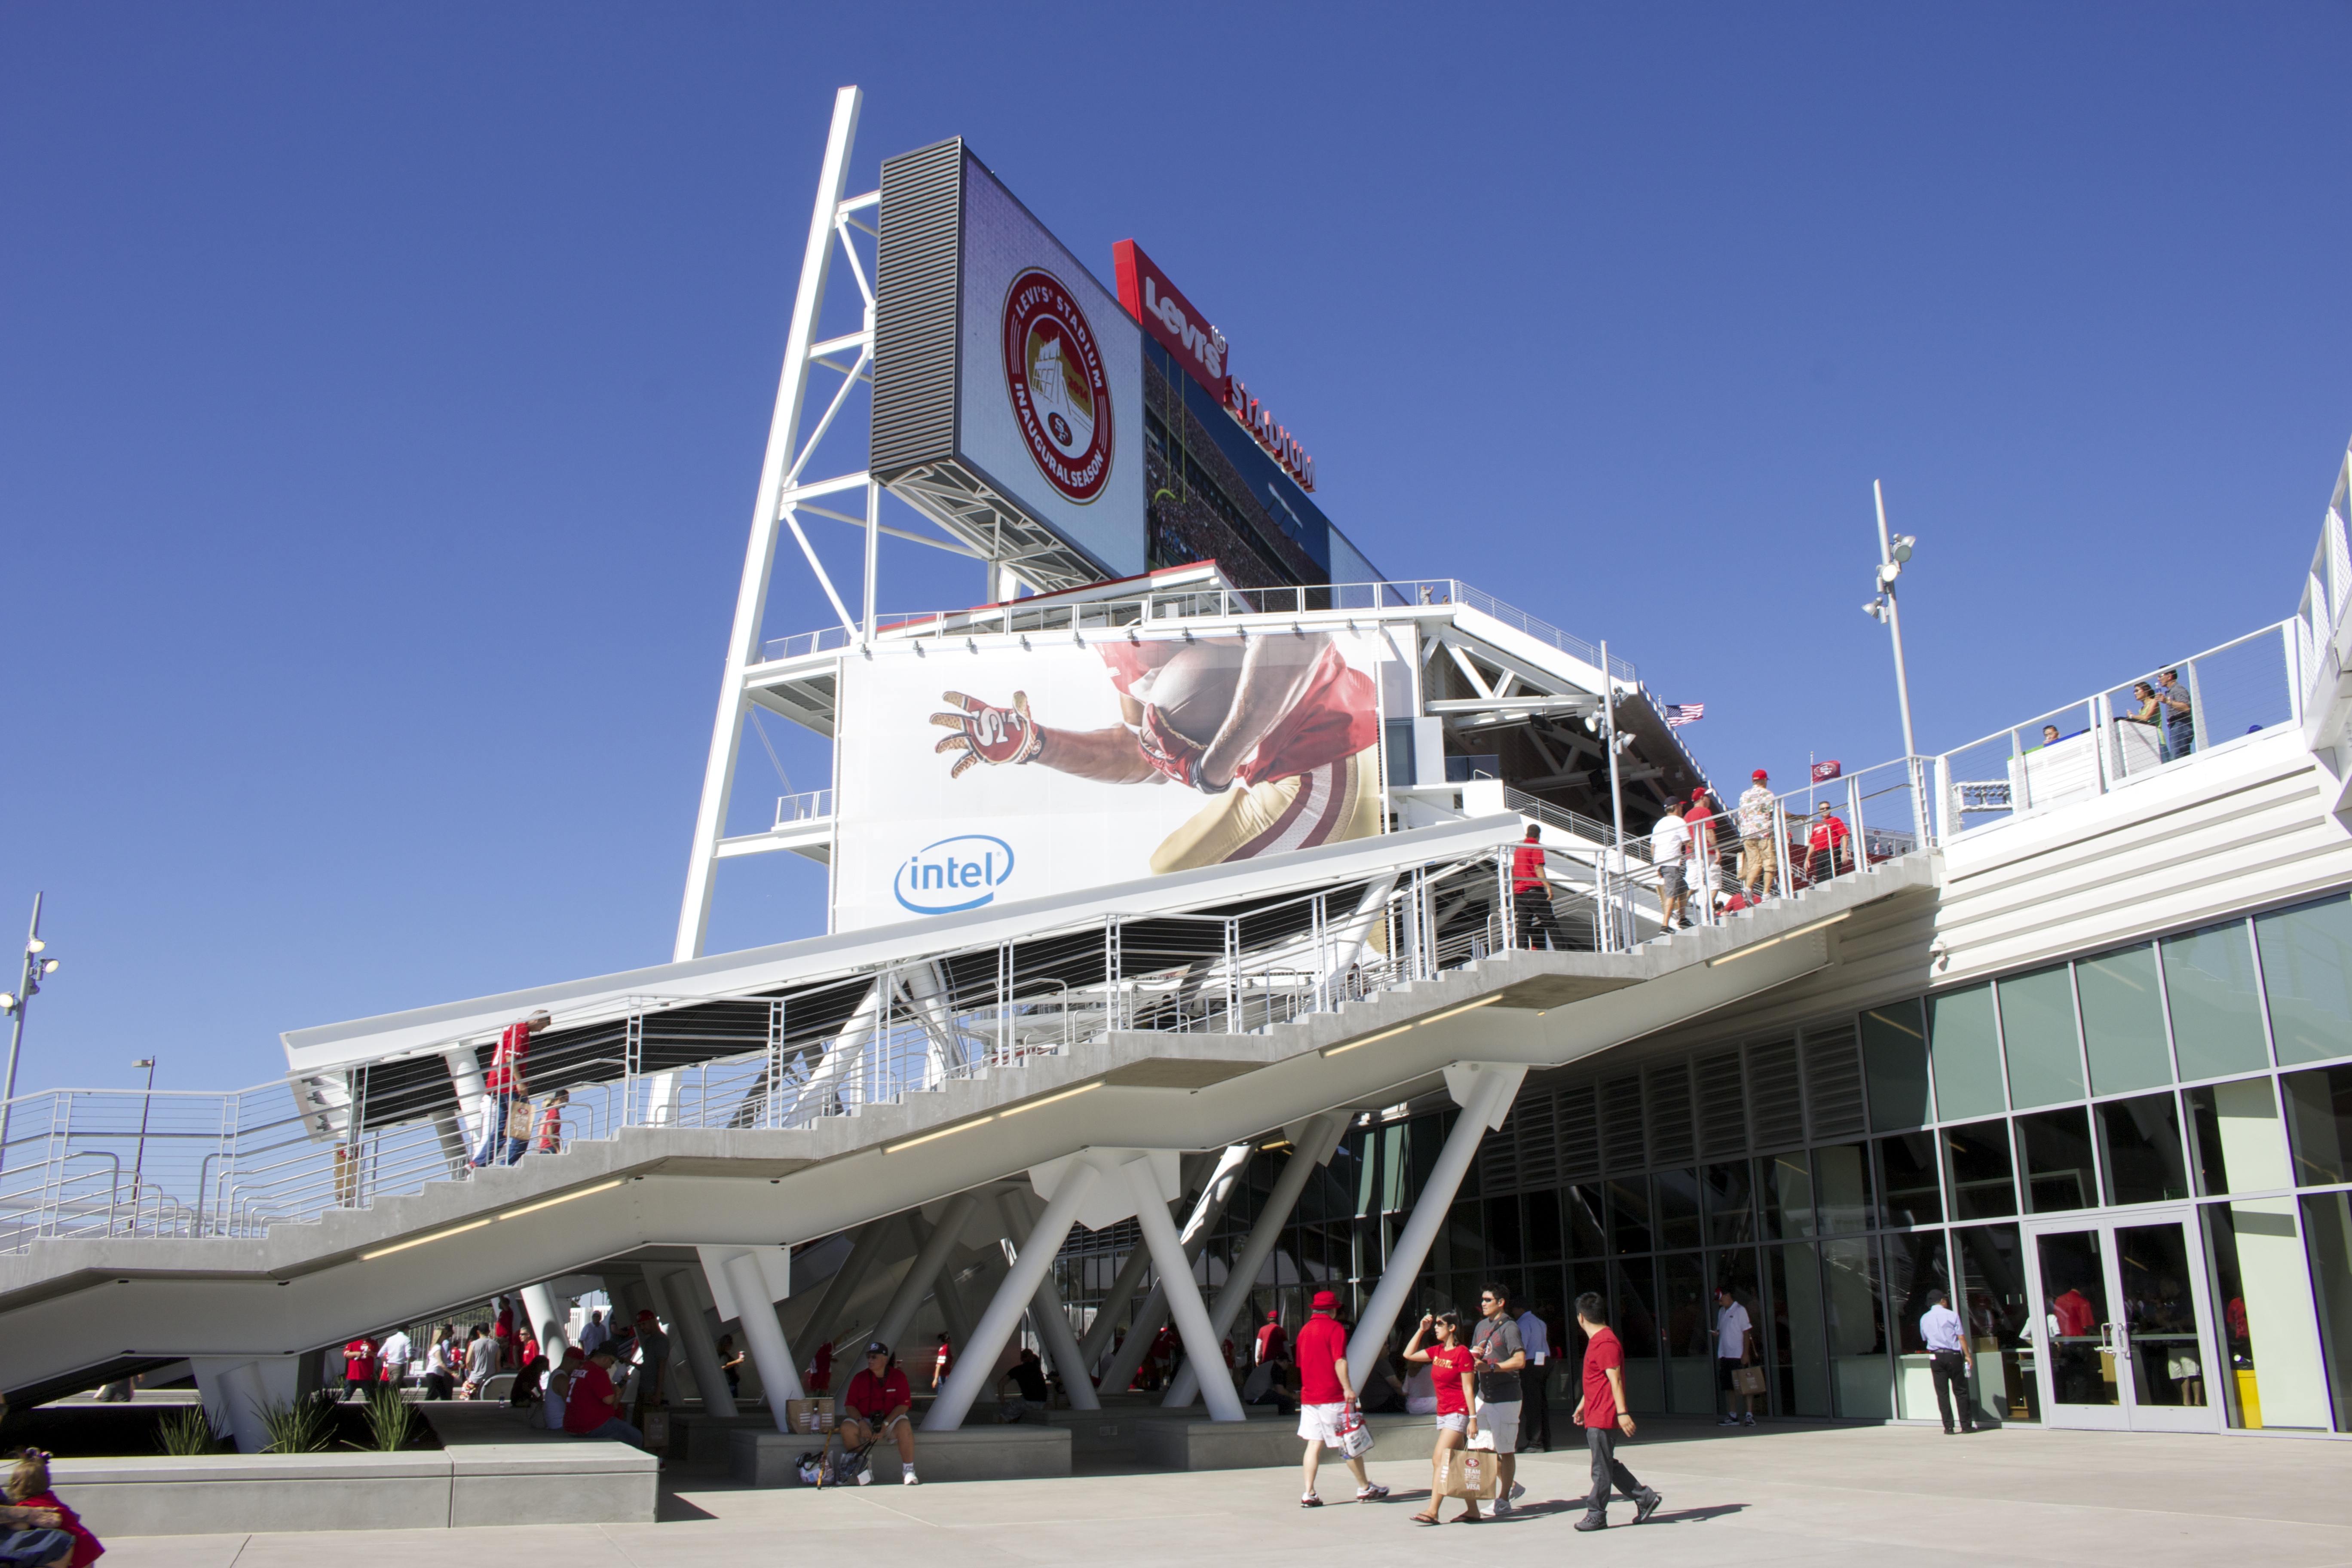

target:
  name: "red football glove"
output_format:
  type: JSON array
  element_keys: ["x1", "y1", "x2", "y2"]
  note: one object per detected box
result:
[
  {"x1": 1136, "y1": 703, "x2": 1220, "y2": 791},
  {"x1": 931, "y1": 690, "x2": 1043, "y2": 778}
]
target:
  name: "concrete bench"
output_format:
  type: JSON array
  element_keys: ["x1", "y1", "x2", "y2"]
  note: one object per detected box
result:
[
  {"x1": 729, "y1": 1423, "x2": 1069, "y2": 1485},
  {"x1": 51, "y1": 1443, "x2": 657, "y2": 1535}
]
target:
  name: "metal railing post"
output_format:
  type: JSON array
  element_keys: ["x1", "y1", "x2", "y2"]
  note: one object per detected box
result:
[{"x1": 1847, "y1": 776, "x2": 1865, "y2": 877}]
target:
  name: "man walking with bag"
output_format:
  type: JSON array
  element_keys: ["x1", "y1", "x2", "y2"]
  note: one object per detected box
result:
[
  {"x1": 1294, "y1": 1290, "x2": 1387, "y2": 1509},
  {"x1": 1922, "y1": 1288, "x2": 1977, "y2": 1434},
  {"x1": 1470, "y1": 1284, "x2": 1527, "y2": 1515},
  {"x1": 1712, "y1": 1285, "x2": 1759, "y2": 1427},
  {"x1": 1572, "y1": 1292, "x2": 1662, "y2": 1532}
]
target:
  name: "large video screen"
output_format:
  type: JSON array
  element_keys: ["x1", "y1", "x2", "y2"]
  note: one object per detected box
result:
[{"x1": 831, "y1": 630, "x2": 1396, "y2": 931}]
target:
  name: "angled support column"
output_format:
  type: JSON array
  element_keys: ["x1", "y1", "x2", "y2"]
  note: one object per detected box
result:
[
  {"x1": 800, "y1": 1217, "x2": 894, "y2": 1360},
  {"x1": 442, "y1": 1047, "x2": 489, "y2": 1160},
  {"x1": 1164, "y1": 1114, "x2": 1346, "y2": 1409},
  {"x1": 998, "y1": 1191, "x2": 1099, "y2": 1412},
  {"x1": 1344, "y1": 1063, "x2": 1524, "y2": 1388},
  {"x1": 520, "y1": 1283, "x2": 568, "y2": 1360},
  {"x1": 925, "y1": 1161, "x2": 1100, "y2": 1431},
  {"x1": 1097, "y1": 1141, "x2": 1253, "y2": 1395},
  {"x1": 655, "y1": 1268, "x2": 736, "y2": 1418},
  {"x1": 1121, "y1": 1156, "x2": 1245, "y2": 1421},
  {"x1": 722, "y1": 1251, "x2": 803, "y2": 1425},
  {"x1": 873, "y1": 1191, "x2": 980, "y2": 1354}
]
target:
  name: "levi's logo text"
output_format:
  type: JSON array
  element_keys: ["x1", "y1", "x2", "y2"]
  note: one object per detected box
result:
[
  {"x1": 894, "y1": 834, "x2": 1017, "y2": 915},
  {"x1": 1002, "y1": 269, "x2": 1113, "y2": 504}
]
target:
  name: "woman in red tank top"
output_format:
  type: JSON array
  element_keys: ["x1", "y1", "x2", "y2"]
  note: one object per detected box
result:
[{"x1": 1401, "y1": 1311, "x2": 1482, "y2": 1524}]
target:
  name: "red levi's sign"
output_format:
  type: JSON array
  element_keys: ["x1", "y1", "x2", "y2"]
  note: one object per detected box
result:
[{"x1": 1113, "y1": 240, "x2": 1228, "y2": 398}]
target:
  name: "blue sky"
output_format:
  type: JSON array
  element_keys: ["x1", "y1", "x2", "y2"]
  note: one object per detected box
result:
[{"x1": 3, "y1": 3, "x2": 2348, "y2": 1096}]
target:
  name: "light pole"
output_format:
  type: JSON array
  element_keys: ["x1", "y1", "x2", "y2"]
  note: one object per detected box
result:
[
  {"x1": 0, "y1": 893, "x2": 62, "y2": 1175},
  {"x1": 131, "y1": 1057, "x2": 158, "y2": 1217},
  {"x1": 1862, "y1": 481, "x2": 1930, "y2": 843}
]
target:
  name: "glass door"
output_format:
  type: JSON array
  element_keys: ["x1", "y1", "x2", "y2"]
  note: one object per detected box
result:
[{"x1": 2022, "y1": 1210, "x2": 2221, "y2": 1433}]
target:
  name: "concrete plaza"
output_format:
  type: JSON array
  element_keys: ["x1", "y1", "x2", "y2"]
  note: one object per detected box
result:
[{"x1": 91, "y1": 1418, "x2": 2352, "y2": 1568}]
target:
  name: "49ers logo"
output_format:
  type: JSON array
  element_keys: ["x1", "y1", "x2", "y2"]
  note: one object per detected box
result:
[{"x1": 1002, "y1": 268, "x2": 1112, "y2": 504}]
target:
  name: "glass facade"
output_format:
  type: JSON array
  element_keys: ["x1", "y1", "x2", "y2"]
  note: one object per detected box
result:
[{"x1": 1050, "y1": 889, "x2": 2352, "y2": 1434}]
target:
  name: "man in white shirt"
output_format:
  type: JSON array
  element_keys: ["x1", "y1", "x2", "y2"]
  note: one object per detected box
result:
[
  {"x1": 579, "y1": 1310, "x2": 610, "y2": 1357},
  {"x1": 1650, "y1": 803, "x2": 1691, "y2": 931},
  {"x1": 1920, "y1": 1288, "x2": 1975, "y2": 1434},
  {"x1": 1736, "y1": 769, "x2": 1778, "y2": 900},
  {"x1": 377, "y1": 1327, "x2": 413, "y2": 1399},
  {"x1": 1515, "y1": 1300, "x2": 1553, "y2": 1452},
  {"x1": 1712, "y1": 1286, "x2": 1758, "y2": 1427}
]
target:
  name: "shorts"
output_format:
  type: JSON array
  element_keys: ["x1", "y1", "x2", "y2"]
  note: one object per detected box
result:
[
  {"x1": 1658, "y1": 862, "x2": 1686, "y2": 899},
  {"x1": 1436, "y1": 1411, "x2": 1469, "y2": 1434},
  {"x1": 1468, "y1": 1396, "x2": 1519, "y2": 1454},
  {"x1": 2167, "y1": 1354, "x2": 2201, "y2": 1380},
  {"x1": 1297, "y1": 1401, "x2": 1349, "y2": 1446},
  {"x1": 1718, "y1": 1359, "x2": 1746, "y2": 1391}
]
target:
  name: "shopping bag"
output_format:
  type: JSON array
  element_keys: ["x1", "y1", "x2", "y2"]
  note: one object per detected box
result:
[
  {"x1": 1732, "y1": 1364, "x2": 1767, "y2": 1396},
  {"x1": 505, "y1": 1099, "x2": 534, "y2": 1140},
  {"x1": 1439, "y1": 1448, "x2": 1499, "y2": 1500},
  {"x1": 1334, "y1": 1404, "x2": 1375, "y2": 1459},
  {"x1": 641, "y1": 1405, "x2": 671, "y2": 1448}
]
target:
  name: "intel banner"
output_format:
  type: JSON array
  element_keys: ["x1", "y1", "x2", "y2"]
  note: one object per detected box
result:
[{"x1": 831, "y1": 631, "x2": 1393, "y2": 932}]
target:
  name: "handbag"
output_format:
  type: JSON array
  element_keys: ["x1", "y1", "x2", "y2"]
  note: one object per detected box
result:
[
  {"x1": 505, "y1": 1099, "x2": 535, "y2": 1140},
  {"x1": 1334, "y1": 1404, "x2": 1375, "y2": 1459},
  {"x1": 1438, "y1": 1449, "x2": 1499, "y2": 1500},
  {"x1": 1732, "y1": 1364, "x2": 1767, "y2": 1396}
]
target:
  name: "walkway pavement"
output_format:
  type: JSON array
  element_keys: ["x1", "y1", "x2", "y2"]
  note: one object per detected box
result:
[{"x1": 93, "y1": 1419, "x2": 2352, "y2": 1568}]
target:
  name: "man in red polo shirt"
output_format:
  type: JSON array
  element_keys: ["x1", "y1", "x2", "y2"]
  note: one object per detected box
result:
[
  {"x1": 1256, "y1": 1310, "x2": 1286, "y2": 1366},
  {"x1": 341, "y1": 1335, "x2": 377, "y2": 1403},
  {"x1": 1511, "y1": 826, "x2": 1567, "y2": 949},
  {"x1": 1571, "y1": 1291, "x2": 1661, "y2": 1531},
  {"x1": 561, "y1": 1348, "x2": 646, "y2": 1447},
  {"x1": 839, "y1": 1342, "x2": 918, "y2": 1485},
  {"x1": 1293, "y1": 1289, "x2": 1387, "y2": 1509},
  {"x1": 473, "y1": 1010, "x2": 549, "y2": 1168}
]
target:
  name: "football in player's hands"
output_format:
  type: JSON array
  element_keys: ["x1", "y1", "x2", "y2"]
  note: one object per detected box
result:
[{"x1": 930, "y1": 691, "x2": 1042, "y2": 777}]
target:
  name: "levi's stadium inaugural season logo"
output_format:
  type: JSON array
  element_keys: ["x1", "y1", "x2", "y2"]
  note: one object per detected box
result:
[
  {"x1": 894, "y1": 833, "x2": 1017, "y2": 916},
  {"x1": 1002, "y1": 268, "x2": 1113, "y2": 504}
]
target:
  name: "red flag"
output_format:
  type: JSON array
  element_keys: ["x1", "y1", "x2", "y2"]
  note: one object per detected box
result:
[{"x1": 1811, "y1": 760, "x2": 1842, "y2": 782}]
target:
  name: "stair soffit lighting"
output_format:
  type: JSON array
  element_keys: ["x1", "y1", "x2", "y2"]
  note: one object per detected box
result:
[
  {"x1": 1703, "y1": 910, "x2": 1852, "y2": 967},
  {"x1": 1322, "y1": 994, "x2": 1503, "y2": 1057},
  {"x1": 882, "y1": 1082, "x2": 1102, "y2": 1155},
  {"x1": 358, "y1": 1178, "x2": 628, "y2": 1261}
]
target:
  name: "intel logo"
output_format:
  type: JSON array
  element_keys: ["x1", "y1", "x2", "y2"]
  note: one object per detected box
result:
[{"x1": 894, "y1": 835, "x2": 1017, "y2": 916}]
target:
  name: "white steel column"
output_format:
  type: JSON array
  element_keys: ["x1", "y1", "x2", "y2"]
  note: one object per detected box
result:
[
  {"x1": 1163, "y1": 1114, "x2": 1343, "y2": 1409},
  {"x1": 998, "y1": 1191, "x2": 1099, "y2": 1412},
  {"x1": 520, "y1": 1282, "x2": 567, "y2": 1360},
  {"x1": 925, "y1": 1161, "x2": 1100, "y2": 1431},
  {"x1": 442, "y1": 1047, "x2": 489, "y2": 1158},
  {"x1": 872, "y1": 1192, "x2": 979, "y2": 1354},
  {"x1": 1344, "y1": 1065, "x2": 1523, "y2": 1388},
  {"x1": 674, "y1": 85, "x2": 863, "y2": 962},
  {"x1": 1121, "y1": 1156, "x2": 1245, "y2": 1422},
  {"x1": 1096, "y1": 1142, "x2": 1253, "y2": 1395},
  {"x1": 654, "y1": 1268, "x2": 737, "y2": 1419},
  {"x1": 722, "y1": 1250, "x2": 804, "y2": 1425}
]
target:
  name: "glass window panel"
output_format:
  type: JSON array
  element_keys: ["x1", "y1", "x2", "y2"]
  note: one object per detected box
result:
[
  {"x1": 1999, "y1": 965, "x2": 2084, "y2": 1109},
  {"x1": 1522, "y1": 1188, "x2": 1563, "y2": 1263},
  {"x1": 1485, "y1": 1194, "x2": 1522, "y2": 1268},
  {"x1": 1943, "y1": 1119, "x2": 2018, "y2": 1220},
  {"x1": 1875, "y1": 1132, "x2": 1943, "y2": 1226},
  {"x1": 1813, "y1": 1142, "x2": 1874, "y2": 1234},
  {"x1": 2258, "y1": 895, "x2": 2352, "y2": 1066},
  {"x1": 1929, "y1": 985, "x2": 2005, "y2": 1120},
  {"x1": 2165, "y1": 921, "x2": 2269, "y2": 1079},
  {"x1": 1654, "y1": 1167, "x2": 1702, "y2": 1251},
  {"x1": 2299, "y1": 1191, "x2": 2352, "y2": 1431},
  {"x1": 1660, "y1": 1253, "x2": 1712, "y2": 1414},
  {"x1": 1764, "y1": 1243, "x2": 1832, "y2": 1416},
  {"x1": 1954, "y1": 1223, "x2": 2037, "y2": 1424},
  {"x1": 2076, "y1": 944, "x2": 2171, "y2": 1095},
  {"x1": 2032, "y1": 1228, "x2": 2116, "y2": 1406},
  {"x1": 1761, "y1": 1151, "x2": 1816, "y2": 1240},
  {"x1": 2184, "y1": 1077, "x2": 2289, "y2": 1198},
  {"x1": 2097, "y1": 1093, "x2": 2190, "y2": 1205},
  {"x1": 1610, "y1": 1260, "x2": 1663, "y2": 1412},
  {"x1": 1703, "y1": 1161, "x2": 1757, "y2": 1247},
  {"x1": 2017, "y1": 1106, "x2": 2098, "y2": 1211},
  {"x1": 2285, "y1": 1066, "x2": 2352, "y2": 1187},
  {"x1": 1822, "y1": 1236, "x2": 1892, "y2": 1417},
  {"x1": 1564, "y1": 1183, "x2": 1607, "y2": 1259},
  {"x1": 1607, "y1": 1177, "x2": 1652, "y2": 1256},
  {"x1": 1861, "y1": 1000, "x2": 1932, "y2": 1130},
  {"x1": 2186, "y1": 1085, "x2": 2230, "y2": 1196}
]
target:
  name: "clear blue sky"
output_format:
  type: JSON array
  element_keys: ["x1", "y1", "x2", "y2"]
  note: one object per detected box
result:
[{"x1": 3, "y1": 3, "x2": 2348, "y2": 1096}]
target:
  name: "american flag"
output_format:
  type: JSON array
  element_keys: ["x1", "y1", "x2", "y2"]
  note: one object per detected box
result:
[{"x1": 1662, "y1": 703, "x2": 1704, "y2": 727}]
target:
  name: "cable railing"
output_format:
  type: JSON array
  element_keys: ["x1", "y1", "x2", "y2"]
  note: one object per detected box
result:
[{"x1": 760, "y1": 578, "x2": 1638, "y2": 682}]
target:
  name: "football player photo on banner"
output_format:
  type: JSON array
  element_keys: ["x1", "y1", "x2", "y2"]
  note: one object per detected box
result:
[{"x1": 833, "y1": 631, "x2": 1387, "y2": 931}]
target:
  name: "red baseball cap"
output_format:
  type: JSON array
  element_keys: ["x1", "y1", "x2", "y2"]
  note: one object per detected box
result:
[{"x1": 1752, "y1": 769, "x2": 1768, "y2": 780}]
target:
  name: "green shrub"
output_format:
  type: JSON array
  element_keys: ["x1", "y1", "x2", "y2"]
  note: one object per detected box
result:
[
  {"x1": 255, "y1": 1391, "x2": 334, "y2": 1454},
  {"x1": 359, "y1": 1392, "x2": 416, "y2": 1452},
  {"x1": 156, "y1": 1403, "x2": 219, "y2": 1455}
]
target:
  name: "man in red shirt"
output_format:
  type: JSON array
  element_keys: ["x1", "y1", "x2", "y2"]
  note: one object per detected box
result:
[
  {"x1": 806, "y1": 1340, "x2": 833, "y2": 1396},
  {"x1": 1511, "y1": 826, "x2": 1568, "y2": 950},
  {"x1": 931, "y1": 1334, "x2": 953, "y2": 1391},
  {"x1": 561, "y1": 1348, "x2": 644, "y2": 1447},
  {"x1": 1292, "y1": 1289, "x2": 1387, "y2": 1509},
  {"x1": 1256, "y1": 1310, "x2": 1286, "y2": 1366},
  {"x1": 474, "y1": 1010, "x2": 550, "y2": 1168},
  {"x1": 341, "y1": 1335, "x2": 377, "y2": 1403},
  {"x1": 839, "y1": 1342, "x2": 918, "y2": 1485},
  {"x1": 1571, "y1": 1292, "x2": 1661, "y2": 1531}
]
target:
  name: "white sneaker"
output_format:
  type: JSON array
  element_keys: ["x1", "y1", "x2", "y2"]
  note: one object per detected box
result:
[
  {"x1": 903, "y1": 1470, "x2": 919, "y2": 1485},
  {"x1": 1509, "y1": 1482, "x2": 1525, "y2": 1501},
  {"x1": 1492, "y1": 1495, "x2": 1513, "y2": 1516}
]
